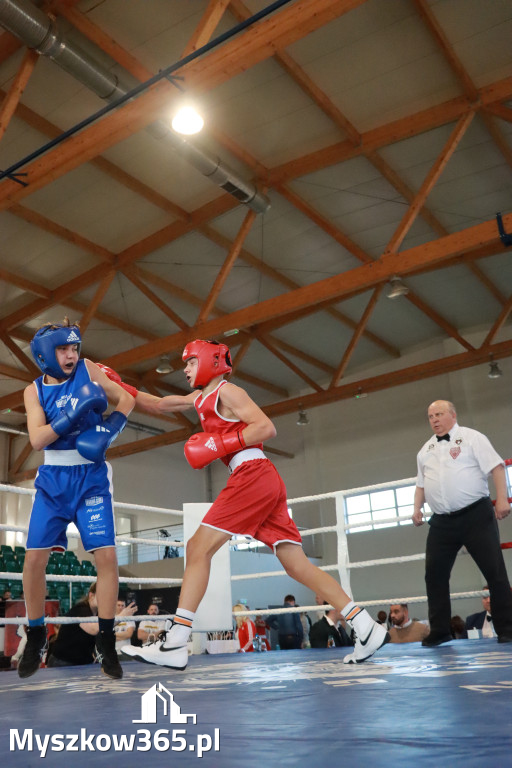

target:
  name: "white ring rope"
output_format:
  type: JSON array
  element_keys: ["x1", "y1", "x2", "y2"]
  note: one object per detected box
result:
[{"x1": 0, "y1": 479, "x2": 505, "y2": 633}]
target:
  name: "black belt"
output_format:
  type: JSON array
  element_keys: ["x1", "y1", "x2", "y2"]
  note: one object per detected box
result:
[{"x1": 447, "y1": 496, "x2": 489, "y2": 517}]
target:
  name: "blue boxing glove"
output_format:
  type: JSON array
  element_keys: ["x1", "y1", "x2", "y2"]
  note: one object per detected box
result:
[
  {"x1": 50, "y1": 382, "x2": 108, "y2": 437},
  {"x1": 76, "y1": 411, "x2": 127, "y2": 463}
]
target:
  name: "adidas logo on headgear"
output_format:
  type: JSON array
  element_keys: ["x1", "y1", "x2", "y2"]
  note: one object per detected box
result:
[
  {"x1": 205, "y1": 437, "x2": 217, "y2": 452},
  {"x1": 66, "y1": 330, "x2": 80, "y2": 342}
]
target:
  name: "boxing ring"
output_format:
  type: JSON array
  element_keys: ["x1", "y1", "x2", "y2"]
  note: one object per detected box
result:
[{"x1": 0, "y1": 479, "x2": 511, "y2": 766}]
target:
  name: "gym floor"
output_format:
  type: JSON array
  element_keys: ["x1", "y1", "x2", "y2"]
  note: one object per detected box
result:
[{"x1": 1, "y1": 639, "x2": 511, "y2": 767}]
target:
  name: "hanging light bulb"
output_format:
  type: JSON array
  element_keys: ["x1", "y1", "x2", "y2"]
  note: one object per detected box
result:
[
  {"x1": 156, "y1": 356, "x2": 173, "y2": 374},
  {"x1": 488, "y1": 360, "x2": 503, "y2": 379},
  {"x1": 386, "y1": 276, "x2": 409, "y2": 299},
  {"x1": 296, "y1": 408, "x2": 309, "y2": 426},
  {"x1": 171, "y1": 104, "x2": 204, "y2": 135}
]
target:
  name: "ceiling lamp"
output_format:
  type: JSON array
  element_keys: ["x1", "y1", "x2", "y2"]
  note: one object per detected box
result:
[
  {"x1": 488, "y1": 360, "x2": 503, "y2": 379},
  {"x1": 386, "y1": 276, "x2": 409, "y2": 299},
  {"x1": 156, "y1": 356, "x2": 173, "y2": 374},
  {"x1": 171, "y1": 105, "x2": 204, "y2": 135},
  {"x1": 296, "y1": 408, "x2": 309, "y2": 426}
]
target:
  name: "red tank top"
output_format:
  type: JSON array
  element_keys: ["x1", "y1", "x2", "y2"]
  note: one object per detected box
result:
[{"x1": 194, "y1": 381, "x2": 263, "y2": 467}]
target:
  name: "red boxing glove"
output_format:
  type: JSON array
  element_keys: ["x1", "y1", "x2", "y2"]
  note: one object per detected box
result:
[
  {"x1": 97, "y1": 363, "x2": 138, "y2": 398},
  {"x1": 184, "y1": 431, "x2": 246, "y2": 470}
]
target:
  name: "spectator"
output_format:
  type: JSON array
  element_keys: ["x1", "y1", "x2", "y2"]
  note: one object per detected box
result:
[
  {"x1": 450, "y1": 615, "x2": 468, "y2": 639},
  {"x1": 309, "y1": 603, "x2": 353, "y2": 648},
  {"x1": 48, "y1": 584, "x2": 139, "y2": 668},
  {"x1": 388, "y1": 603, "x2": 429, "y2": 644},
  {"x1": 413, "y1": 399, "x2": 512, "y2": 647},
  {"x1": 137, "y1": 604, "x2": 166, "y2": 645},
  {"x1": 465, "y1": 588, "x2": 495, "y2": 638},
  {"x1": 267, "y1": 595, "x2": 303, "y2": 650},
  {"x1": 114, "y1": 598, "x2": 137, "y2": 655},
  {"x1": 254, "y1": 616, "x2": 271, "y2": 651},
  {"x1": 376, "y1": 610, "x2": 388, "y2": 626},
  {"x1": 233, "y1": 604, "x2": 256, "y2": 652}
]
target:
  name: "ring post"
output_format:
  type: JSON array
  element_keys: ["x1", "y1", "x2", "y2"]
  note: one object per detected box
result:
[
  {"x1": 335, "y1": 492, "x2": 351, "y2": 597},
  {"x1": 183, "y1": 504, "x2": 233, "y2": 654}
]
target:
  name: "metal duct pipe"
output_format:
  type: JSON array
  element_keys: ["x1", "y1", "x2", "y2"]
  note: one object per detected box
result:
[{"x1": 0, "y1": 0, "x2": 270, "y2": 213}]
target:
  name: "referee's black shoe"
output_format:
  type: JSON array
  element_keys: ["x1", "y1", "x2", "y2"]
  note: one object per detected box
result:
[
  {"x1": 421, "y1": 631, "x2": 452, "y2": 647},
  {"x1": 95, "y1": 631, "x2": 123, "y2": 679},
  {"x1": 18, "y1": 625, "x2": 48, "y2": 679}
]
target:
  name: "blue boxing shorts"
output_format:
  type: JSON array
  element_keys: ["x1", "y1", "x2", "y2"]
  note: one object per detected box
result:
[{"x1": 27, "y1": 459, "x2": 116, "y2": 552}]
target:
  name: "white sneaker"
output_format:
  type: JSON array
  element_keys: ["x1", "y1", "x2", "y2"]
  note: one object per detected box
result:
[
  {"x1": 343, "y1": 622, "x2": 389, "y2": 664},
  {"x1": 121, "y1": 634, "x2": 188, "y2": 670}
]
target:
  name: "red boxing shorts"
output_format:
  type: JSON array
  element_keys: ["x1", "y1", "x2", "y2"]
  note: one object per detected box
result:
[{"x1": 201, "y1": 459, "x2": 302, "y2": 552}]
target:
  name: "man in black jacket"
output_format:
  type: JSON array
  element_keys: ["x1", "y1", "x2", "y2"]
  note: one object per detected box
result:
[{"x1": 309, "y1": 603, "x2": 353, "y2": 648}]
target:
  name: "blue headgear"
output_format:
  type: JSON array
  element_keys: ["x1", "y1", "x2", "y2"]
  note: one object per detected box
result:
[{"x1": 30, "y1": 324, "x2": 82, "y2": 379}]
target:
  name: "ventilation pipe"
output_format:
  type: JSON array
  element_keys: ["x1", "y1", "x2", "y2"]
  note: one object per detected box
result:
[{"x1": 0, "y1": 0, "x2": 270, "y2": 213}]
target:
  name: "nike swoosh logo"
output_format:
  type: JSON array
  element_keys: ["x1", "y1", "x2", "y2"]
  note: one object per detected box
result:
[
  {"x1": 159, "y1": 645, "x2": 187, "y2": 653},
  {"x1": 359, "y1": 627, "x2": 374, "y2": 646}
]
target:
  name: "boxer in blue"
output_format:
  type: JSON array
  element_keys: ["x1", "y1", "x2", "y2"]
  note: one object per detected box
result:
[{"x1": 18, "y1": 319, "x2": 135, "y2": 680}]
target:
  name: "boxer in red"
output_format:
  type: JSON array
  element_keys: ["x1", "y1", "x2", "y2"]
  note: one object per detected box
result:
[{"x1": 116, "y1": 340, "x2": 389, "y2": 668}]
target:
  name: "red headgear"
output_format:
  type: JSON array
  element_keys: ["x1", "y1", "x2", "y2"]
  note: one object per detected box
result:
[{"x1": 182, "y1": 340, "x2": 232, "y2": 389}]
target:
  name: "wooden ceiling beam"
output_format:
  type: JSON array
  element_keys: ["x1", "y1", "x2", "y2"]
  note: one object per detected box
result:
[
  {"x1": 384, "y1": 112, "x2": 475, "y2": 255},
  {"x1": 121, "y1": 267, "x2": 190, "y2": 331},
  {"x1": 257, "y1": 336, "x2": 324, "y2": 394},
  {"x1": 182, "y1": 0, "x2": 231, "y2": 57},
  {"x1": 0, "y1": 48, "x2": 38, "y2": 143},
  {"x1": 269, "y1": 76, "x2": 512, "y2": 184},
  {"x1": 0, "y1": 0, "x2": 367, "y2": 209},
  {"x1": 197, "y1": 209, "x2": 257, "y2": 324},
  {"x1": 263, "y1": 337, "x2": 512, "y2": 420},
  {"x1": 330, "y1": 286, "x2": 382, "y2": 387},
  {"x1": 404, "y1": 290, "x2": 474, "y2": 351},
  {"x1": 412, "y1": 0, "x2": 479, "y2": 101},
  {"x1": 484, "y1": 103, "x2": 512, "y2": 124},
  {"x1": 200, "y1": 222, "x2": 399, "y2": 357},
  {"x1": 8, "y1": 438, "x2": 33, "y2": 480},
  {"x1": 0, "y1": 330, "x2": 39, "y2": 375},
  {"x1": 78, "y1": 270, "x2": 116, "y2": 333},
  {"x1": 0, "y1": 266, "x2": 51, "y2": 299},
  {"x1": 481, "y1": 112, "x2": 512, "y2": 172},
  {"x1": 9, "y1": 204, "x2": 116, "y2": 263},
  {"x1": 103, "y1": 212, "x2": 512, "y2": 371},
  {"x1": 481, "y1": 294, "x2": 512, "y2": 348}
]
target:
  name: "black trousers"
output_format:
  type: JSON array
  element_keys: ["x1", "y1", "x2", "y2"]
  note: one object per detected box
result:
[
  {"x1": 278, "y1": 633, "x2": 302, "y2": 650},
  {"x1": 425, "y1": 497, "x2": 512, "y2": 637}
]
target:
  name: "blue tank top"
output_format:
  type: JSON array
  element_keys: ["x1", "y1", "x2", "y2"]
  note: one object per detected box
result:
[{"x1": 34, "y1": 359, "x2": 103, "y2": 451}]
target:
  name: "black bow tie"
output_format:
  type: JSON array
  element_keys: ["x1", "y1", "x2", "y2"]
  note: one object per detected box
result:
[
  {"x1": 436, "y1": 434, "x2": 450, "y2": 442},
  {"x1": 487, "y1": 614, "x2": 492, "y2": 623}
]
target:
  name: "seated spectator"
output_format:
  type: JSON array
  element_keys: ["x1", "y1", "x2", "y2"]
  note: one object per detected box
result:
[
  {"x1": 465, "y1": 588, "x2": 495, "y2": 638},
  {"x1": 376, "y1": 610, "x2": 388, "y2": 626},
  {"x1": 267, "y1": 595, "x2": 303, "y2": 650},
  {"x1": 233, "y1": 604, "x2": 256, "y2": 652},
  {"x1": 114, "y1": 598, "x2": 137, "y2": 655},
  {"x1": 450, "y1": 615, "x2": 468, "y2": 639},
  {"x1": 47, "y1": 583, "x2": 99, "y2": 667},
  {"x1": 254, "y1": 616, "x2": 271, "y2": 651},
  {"x1": 137, "y1": 604, "x2": 166, "y2": 645},
  {"x1": 388, "y1": 603, "x2": 429, "y2": 644},
  {"x1": 309, "y1": 602, "x2": 353, "y2": 648},
  {"x1": 48, "y1": 584, "x2": 138, "y2": 668}
]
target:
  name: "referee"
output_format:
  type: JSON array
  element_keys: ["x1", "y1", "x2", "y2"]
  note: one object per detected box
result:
[{"x1": 413, "y1": 400, "x2": 512, "y2": 647}]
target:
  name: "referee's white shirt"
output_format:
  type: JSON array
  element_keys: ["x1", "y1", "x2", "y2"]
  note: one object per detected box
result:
[{"x1": 416, "y1": 423, "x2": 504, "y2": 515}]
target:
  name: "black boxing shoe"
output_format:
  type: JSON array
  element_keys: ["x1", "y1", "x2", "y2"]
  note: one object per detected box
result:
[
  {"x1": 421, "y1": 631, "x2": 452, "y2": 647},
  {"x1": 18, "y1": 625, "x2": 47, "y2": 679},
  {"x1": 95, "y1": 631, "x2": 123, "y2": 679}
]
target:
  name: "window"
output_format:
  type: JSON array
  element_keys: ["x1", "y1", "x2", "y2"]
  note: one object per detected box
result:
[{"x1": 345, "y1": 483, "x2": 427, "y2": 532}]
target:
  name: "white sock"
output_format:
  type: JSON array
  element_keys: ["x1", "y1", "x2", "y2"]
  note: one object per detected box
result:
[
  {"x1": 342, "y1": 601, "x2": 373, "y2": 635},
  {"x1": 165, "y1": 609, "x2": 195, "y2": 645}
]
